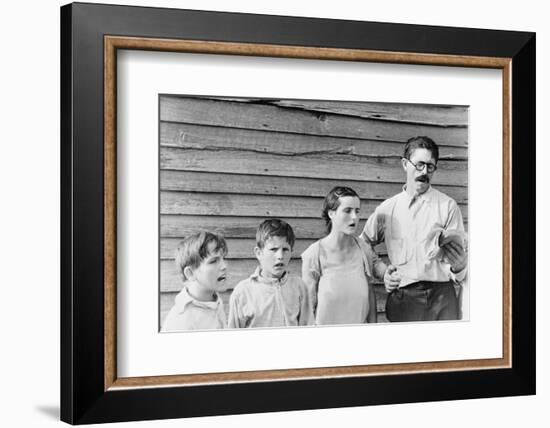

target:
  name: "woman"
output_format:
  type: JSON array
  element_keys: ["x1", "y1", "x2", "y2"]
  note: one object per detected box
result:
[{"x1": 301, "y1": 186, "x2": 386, "y2": 325}]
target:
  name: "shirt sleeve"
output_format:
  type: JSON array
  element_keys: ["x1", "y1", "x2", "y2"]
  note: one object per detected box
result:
[
  {"x1": 301, "y1": 246, "x2": 320, "y2": 316},
  {"x1": 446, "y1": 200, "x2": 468, "y2": 283},
  {"x1": 227, "y1": 287, "x2": 245, "y2": 328},
  {"x1": 361, "y1": 206, "x2": 385, "y2": 246},
  {"x1": 366, "y1": 241, "x2": 386, "y2": 280}
]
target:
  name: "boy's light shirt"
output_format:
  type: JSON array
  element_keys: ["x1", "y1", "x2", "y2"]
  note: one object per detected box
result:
[
  {"x1": 362, "y1": 186, "x2": 467, "y2": 287},
  {"x1": 228, "y1": 267, "x2": 314, "y2": 328},
  {"x1": 162, "y1": 284, "x2": 227, "y2": 332}
]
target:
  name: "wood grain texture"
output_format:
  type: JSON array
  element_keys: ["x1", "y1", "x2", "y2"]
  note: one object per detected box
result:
[
  {"x1": 160, "y1": 147, "x2": 468, "y2": 186},
  {"x1": 160, "y1": 191, "x2": 468, "y2": 220},
  {"x1": 160, "y1": 122, "x2": 468, "y2": 159},
  {"x1": 161, "y1": 97, "x2": 468, "y2": 146},
  {"x1": 160, "y1": 214, "x2": 468, "y2": 240},
  {"x1": 160, "y1": 170, "x2": 469, "y2": 203},
  {"x1": 161, "y1": 215, "x2": 329, "y2": 239},
  {"x1": 195, "y1": 97, "x2": 469, "y2": 127}
]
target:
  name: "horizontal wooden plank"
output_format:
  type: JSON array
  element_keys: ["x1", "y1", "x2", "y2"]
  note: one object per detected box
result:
[
  {"x1": 160, "y1": 170, "x2": 469, "y2": 204},
  {"x1": 161, "y1": 215, "x2": 329, "y2": 239},
  {"x1": 161, "y1": 192, "x2": 369, "y2": 218},
  {"x1": 160, "y1": 283, "x2": 390, "y2": 320},
  {"x1": 196, "y1": 97, "x2": 468, "y2": 127},
  {"x1": 160, "y1": 191, "x2": 468, "y2": 220},
  {"x1": 161, "y1": 215, "x2": 468, "y2": 240},
  {"x1": 160, "y1": 122, "x2": 468, "y2": 159},
  {"x1": 160, "y1": 147, "x2": 468, "y2": 186},
  {"x1": 160, "y1": 97, "x2": 468, "y2": 146}
]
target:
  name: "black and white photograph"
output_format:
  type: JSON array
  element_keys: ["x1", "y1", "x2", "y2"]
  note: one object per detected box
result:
[{"x1": 159, "y1": 95, "x2": 469, "y2": 332}]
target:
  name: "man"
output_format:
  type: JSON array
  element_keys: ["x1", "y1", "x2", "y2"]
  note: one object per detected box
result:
[{"x1": 361, "y1": 136, "x2": 467, "y2": 322}]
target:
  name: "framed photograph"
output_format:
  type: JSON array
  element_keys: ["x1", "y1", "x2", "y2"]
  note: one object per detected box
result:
[{"x1": 61, "y1": 2, "x2": 535, "y2": 424}]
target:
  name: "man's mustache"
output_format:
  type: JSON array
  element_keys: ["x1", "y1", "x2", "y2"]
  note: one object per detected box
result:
[{"x1": 415, "y1": 175, "x2": 430, "y2": 183}]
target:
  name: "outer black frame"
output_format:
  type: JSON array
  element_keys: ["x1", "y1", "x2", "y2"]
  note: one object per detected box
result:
[{"x1": 61, "y1": 2, "x2": 536, "y2": 424}]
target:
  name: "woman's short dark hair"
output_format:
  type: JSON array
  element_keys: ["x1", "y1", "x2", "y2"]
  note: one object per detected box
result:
[{"x1": 322, "y1": 186, "x2": 360, "y2": 233}]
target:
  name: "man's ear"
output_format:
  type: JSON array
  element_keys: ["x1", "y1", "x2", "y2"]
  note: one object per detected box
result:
[
  {"x1": 401, "y1": 157, "x2": 408, "y2": 172},
  {"x1": 183, "y1": 266, "x2": 194, "y2": 281}
]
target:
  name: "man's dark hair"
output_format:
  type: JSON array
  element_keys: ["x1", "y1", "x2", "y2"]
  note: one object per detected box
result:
[{"x1": 403, "y1": 136, "x2": 439, "y2": 163}]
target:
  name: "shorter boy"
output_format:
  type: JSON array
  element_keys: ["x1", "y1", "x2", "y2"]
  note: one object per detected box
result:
[
  {"x1": 162, "y1": 231, "x2": 228, "y2": 332},
  {"x1": 228, "y1": 219, "x2": 314, "y2": 328}
]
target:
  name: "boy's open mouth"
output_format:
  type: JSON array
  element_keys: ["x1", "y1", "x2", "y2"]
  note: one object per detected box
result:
[
  {"x1": 274, "y1": 262, "x2": 285, "y2": 268},
  {"x1": 217, "y1": 275, "x2": 226, "y2": 281}
]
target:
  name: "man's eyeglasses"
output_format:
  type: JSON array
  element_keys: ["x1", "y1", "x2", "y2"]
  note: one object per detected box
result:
[{"x1": 404, "y1": 158, "x2": 438, "y2": 173}]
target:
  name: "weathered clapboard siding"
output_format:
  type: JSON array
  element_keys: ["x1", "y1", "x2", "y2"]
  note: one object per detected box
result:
[
  {"x1": 161, "y1": 122, "x2": 469, "y2": 159},
  {"x1": 161, "y1": 215, "x2": 333, "y2": 239},
  {"x1": 198, "y1": 97, "x2": 469, "y2": 127},
  {"x1": 159, "y1": 96, "x2": 469, "y2": 322},
  {"x1": 160, "y1": 192, "x2": 468, "y2": 221},
  {"x1": 161, "y1": 214, "x2": 469, "y2": 241},
  {"x1": 161, "y1": 147, "x2": 467, "y2": 186},
  {"x1": 160, "y1": 97, "x2": 468, "y2": 146},
  {"x1": 160, "y1": 171, "x2": 469, "y2": 203}
]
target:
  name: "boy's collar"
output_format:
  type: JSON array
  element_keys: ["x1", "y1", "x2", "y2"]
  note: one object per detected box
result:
[
  {"x1": 251, "y1": 266, "x2": 288, "y2": 285},
  {"x1": 176, "y1": 283, "x2": 221, "y2": 309}
]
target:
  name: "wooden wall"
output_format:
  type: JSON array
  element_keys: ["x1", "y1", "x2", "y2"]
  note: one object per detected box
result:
[{"x1": 159, "y1": 95, "x2": 468, "y2": 324}]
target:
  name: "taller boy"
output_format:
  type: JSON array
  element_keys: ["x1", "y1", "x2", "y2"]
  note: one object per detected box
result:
[{"x1": 361, "y1": 136, "x2": 467, "y2": 322}]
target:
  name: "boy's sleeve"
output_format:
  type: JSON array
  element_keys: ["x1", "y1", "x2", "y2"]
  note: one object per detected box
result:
[
  {"x1": 227, "y1": 287, "x2": 245, "y2": 328},
  {"x1": 301, "y1": 246, "x2": 320, "y2": 316}
]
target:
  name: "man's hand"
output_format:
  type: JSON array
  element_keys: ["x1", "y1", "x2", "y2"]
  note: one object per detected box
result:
[
  {"x1": 384, "y1": 265, "x2": 401, "y2": 293},
  {"x1": 442, "y1": 241, "x2": 467, "y2": 273}
]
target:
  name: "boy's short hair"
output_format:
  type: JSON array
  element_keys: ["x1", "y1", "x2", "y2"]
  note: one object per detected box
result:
[
  {"x1": 175, "y1": 231, "x2": 227, "y2": 281},
  {"x1": 256, "y1": 219, "x2": 295, "y2": 249}
]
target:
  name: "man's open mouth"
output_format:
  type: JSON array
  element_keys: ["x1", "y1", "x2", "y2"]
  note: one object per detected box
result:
[
  {"x1": 217, "y1": 275, "x2": 226, "y2": 281},
  {"x1": 274, "y1": 263, "x2": 284, "y2": 268},
  {"x1": 416, "y1": 176, "x2": 429, "y2": 183}
]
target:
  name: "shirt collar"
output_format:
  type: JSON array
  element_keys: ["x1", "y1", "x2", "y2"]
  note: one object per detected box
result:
[
  {"x1": 250, "y1": 266, "x2": 288, "y2": 286},
  {"x1": 401, "y1": 184, "x2": 434, "y2": 204},
  {"x1": 175, "y1": 284, "x2": 221, "y2": 310}
]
